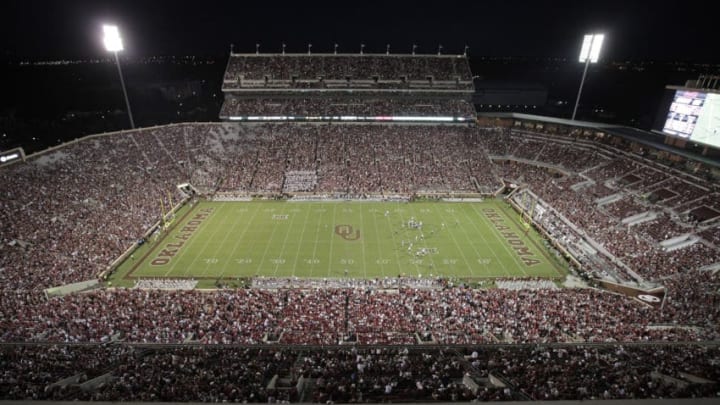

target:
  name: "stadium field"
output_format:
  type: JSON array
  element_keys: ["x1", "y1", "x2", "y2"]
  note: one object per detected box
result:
[{"x1": 112, "y1": 199, "x2": 566, "y2": 286}]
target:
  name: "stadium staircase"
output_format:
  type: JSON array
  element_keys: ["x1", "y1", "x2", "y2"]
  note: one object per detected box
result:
[
  {"x1": 596, "y1": 192, "x2": 623, "y2": 206},
  {"x1": 622, "y1": 211, "x2": 659, "y2": 226},
  {"x1": 660, "y1": 234, "x2": 700, "y2": 252}
]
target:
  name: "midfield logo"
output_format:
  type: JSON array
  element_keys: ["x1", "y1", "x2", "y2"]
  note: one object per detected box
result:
[{"x1": 335, "y1": 224, "x2": 361, "y2": 241}]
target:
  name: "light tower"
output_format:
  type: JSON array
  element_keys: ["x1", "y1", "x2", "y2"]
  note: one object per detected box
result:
[
  {"x1": 103, "y1": 24, "x2": 135, "y2": 129},
  {"x1": 572, "y1": 33, "x2": 604, "y2": 121}
]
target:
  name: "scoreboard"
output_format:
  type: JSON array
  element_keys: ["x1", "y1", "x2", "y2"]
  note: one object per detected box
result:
[{"x1": 661, "y1": 89, "x2": 720, "y2": 148}]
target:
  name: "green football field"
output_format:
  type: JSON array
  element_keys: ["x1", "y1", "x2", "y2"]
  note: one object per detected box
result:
[{"x1": 112, "y1": 199, "x2": 566, "y2": 286}]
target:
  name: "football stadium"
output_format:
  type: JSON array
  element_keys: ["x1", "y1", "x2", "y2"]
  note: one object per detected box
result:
[{"x1": 1, "y1": 48, "x2": 720, "y2": 402}]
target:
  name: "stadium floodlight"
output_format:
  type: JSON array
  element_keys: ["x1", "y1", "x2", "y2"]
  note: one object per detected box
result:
[
  {"x1": 103, "y1": 24, "x2": 134, "y2": 129},
  {"x1": 572, "y1": 33, "x2": 605, "y2": 120},
  {"x1": 103, "y1": 25, "x2": 123, "y2": 52}
]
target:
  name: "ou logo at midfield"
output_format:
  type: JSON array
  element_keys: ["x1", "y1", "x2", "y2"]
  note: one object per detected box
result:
[{"x1": 335, "y1": 224, "x2": 361, "y2": 241}]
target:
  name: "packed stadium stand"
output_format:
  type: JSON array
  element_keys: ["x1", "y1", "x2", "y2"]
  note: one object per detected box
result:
[
  {"x1": 220, "y1": 53, "x2": 475, "y2": 121},
  {"x1": 1, "y1": 52, "x2": 719, "y2": 402},
  {"x1": 222, "y1": 54, "x2": 473, "y2": 89}
]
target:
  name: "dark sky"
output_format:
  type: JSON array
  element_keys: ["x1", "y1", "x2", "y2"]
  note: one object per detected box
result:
[{"x1": 1, "y1": 0, "x2": 718, "y2": 61}]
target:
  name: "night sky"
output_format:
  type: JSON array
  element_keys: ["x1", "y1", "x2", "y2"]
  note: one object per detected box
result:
[{"x1": 1, "y1": 0, "x2": 718, "y2": 61}]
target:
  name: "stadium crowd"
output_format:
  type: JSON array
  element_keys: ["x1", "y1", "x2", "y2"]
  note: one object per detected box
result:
[
  {"x1": 1, "y1": 123, "x2": 514, "y2": 290},
  {"x1": 2, "y1": 344, "x2": 718, "y2": 401},
  {"x1": 220, "y1": 97, "x2": 477, "y2": 118},
  {"x1": 0, "y1": 123, "x2": 717, "y2": 324},
  {"x1": 1, "y1": 287, "x2": 717, "y2": 345},
  {"x1": 223, "y1": 54, "x2": 472, "y2": 86},
  {"x1": 1, "y1": 120, "x2": 720, "y2": 401},
  {"x1": 488, "y1": 130, "x2": 720, "y2": 282}
]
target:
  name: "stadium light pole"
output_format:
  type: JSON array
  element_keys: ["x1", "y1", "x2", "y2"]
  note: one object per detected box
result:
[
  {"x1": 572, "y1": 33, "x2": 604, "y2": 121},
  {"x1": 103, "y1": 25, "x2": 135, "y2": 129}
]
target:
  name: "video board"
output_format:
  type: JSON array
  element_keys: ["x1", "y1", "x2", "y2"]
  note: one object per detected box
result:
[{"x1": 662, "y1": 90, "x2": 720, "y2": 148}]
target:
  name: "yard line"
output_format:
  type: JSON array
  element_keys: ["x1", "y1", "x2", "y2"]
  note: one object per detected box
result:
[
  {"x1": 394, "y1": 204, "x2": 420, "y2": 276},
  {"x1": 407, "y1": 204, "x2": 437, "y2": 276},
  {"x1": 254, "y1": 205, "x2": 285, "y2": 276},
  {"x1": 359, "y1": 203, "x2": 368, "y2": 279},
  {"x1": 379, "y1": 203, "x2": 403, "y2": 278},
  {"x1": 219, "y1": 202, "x2": 263, "y2": 279},
  {"x1": 271, "y1": 204, "x2": 300, "y2": 277},
  {"x1": 290, "y1": 204, "x2": 313, "y2": 277},
  {"x1": 307, "y1": 204, "x2": 325, "y2": 278},
  {"x1": 197, "y1": 203, "x2": 250, "y2": 279},
  {"x1": 327, "y1": 203, "x2": 338, "y2": 277},
  {"x1": 468, "y1": 202, "x2": 528, "y2": 277},
  {"x1": 173, "y1": 202, "x2": 228, "y2": 277},
  {"x1": 430, "y1": 204, "x2": 475, "y2": 278},
  {"x1": 420, "y1": 208, "x2": 439, "y2": 276},
  {"x1": 451, "y1": 203, "x2": 511, "y2": 277}
]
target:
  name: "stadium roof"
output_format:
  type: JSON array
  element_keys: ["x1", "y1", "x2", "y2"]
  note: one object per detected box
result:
[
  {"x1": 478, "y1": 112, "x2": 720, "y2": 169},
  {"x1": 477, "y1": 112, "x2": 622, "y2": 129}
]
